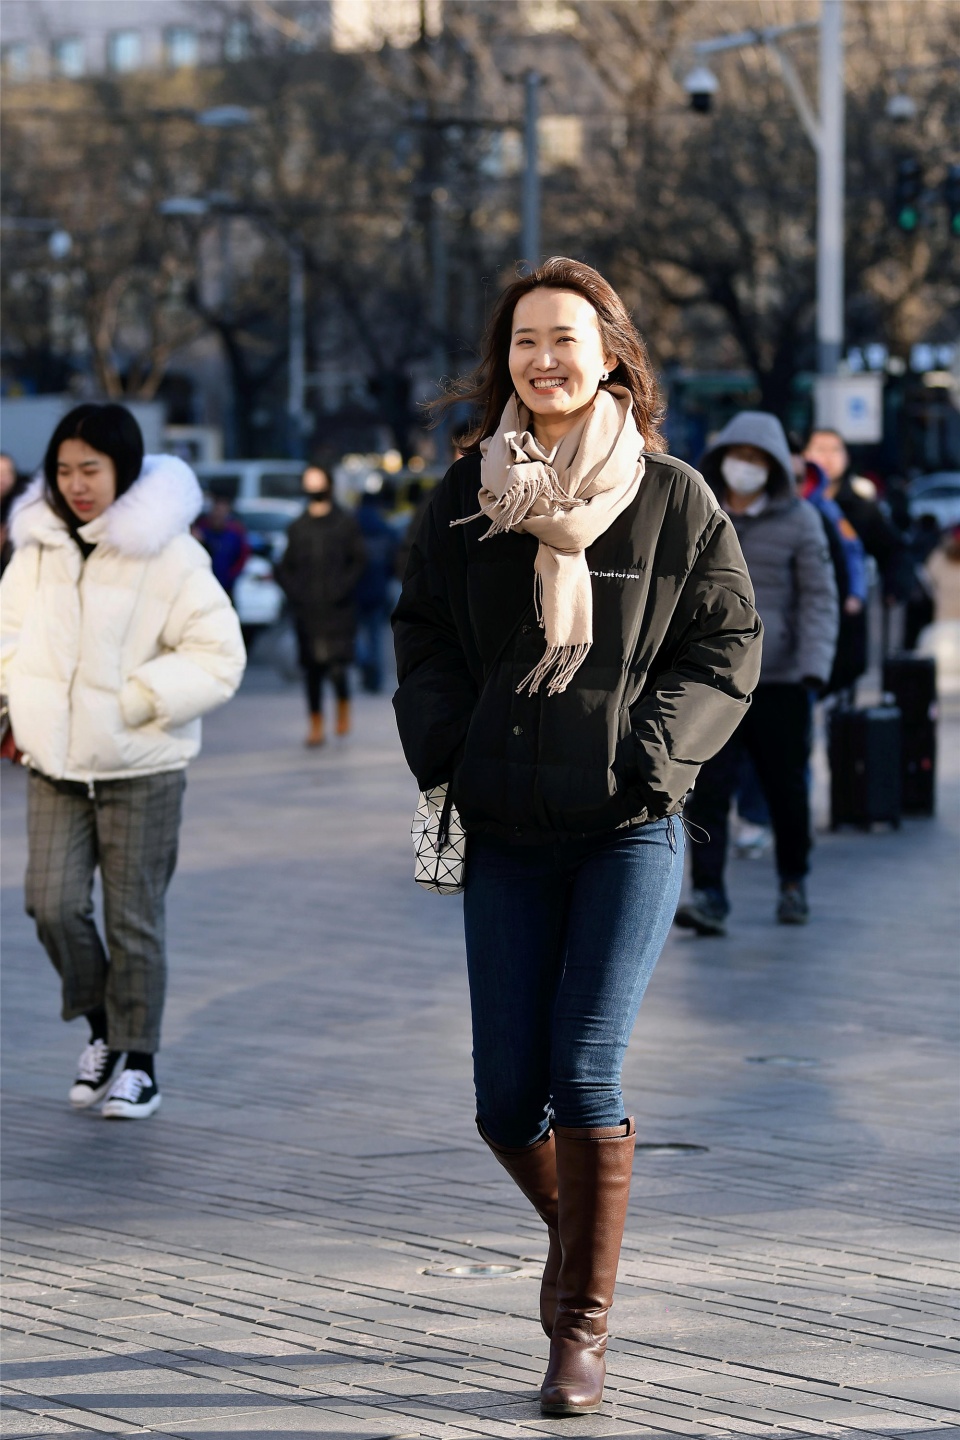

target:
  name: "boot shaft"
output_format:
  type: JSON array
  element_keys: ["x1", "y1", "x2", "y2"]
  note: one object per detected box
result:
[
  {"x1": 477, "y1": 1122, "x2": 558, "y2": 1229},
  {"x1": 554, "y1": 1119, "x2": 635, "y2": 1314}
]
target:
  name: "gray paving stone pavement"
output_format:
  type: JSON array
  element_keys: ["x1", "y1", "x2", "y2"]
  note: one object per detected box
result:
[{"x1": 2, "y1": 660, "x2": 958, "y2": 1439}]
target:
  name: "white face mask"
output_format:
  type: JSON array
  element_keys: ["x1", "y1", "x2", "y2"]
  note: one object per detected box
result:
[{"x1": 721, "y1": 456, "x2": 768, "y2": 496}]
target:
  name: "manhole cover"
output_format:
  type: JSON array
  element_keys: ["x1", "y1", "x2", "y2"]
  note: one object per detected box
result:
[
  {"x1": 634, "y1": 1143, "x2": 708, "y2": 1156},
  {"x1": 746, "y1": 1055, "x2": 819, "y2": 1067},
  {"x1": 423, "y1": 1263, "x2": 524, "y2": 1279}
]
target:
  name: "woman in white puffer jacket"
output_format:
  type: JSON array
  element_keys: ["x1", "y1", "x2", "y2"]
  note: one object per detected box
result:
[{"x1": 0, "y1": 404, "x2": 246, "y2": 1119}]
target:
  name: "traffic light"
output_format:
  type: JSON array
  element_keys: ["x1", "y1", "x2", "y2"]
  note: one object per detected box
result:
[
  {"x1": 946, "y1": 164, "x2": 960, "y2": 238},
  {"x1": 892, "y1": 156, "x2": 922, "y2": 233}
]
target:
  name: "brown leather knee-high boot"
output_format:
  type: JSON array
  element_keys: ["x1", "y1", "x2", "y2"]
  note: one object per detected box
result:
[
  {"x1": 478, "y1": 1122, "x2": 561, "y2": 1337},
  {"x1": 539, "y1": 1118, "x2": 636, "y2": 1417}
]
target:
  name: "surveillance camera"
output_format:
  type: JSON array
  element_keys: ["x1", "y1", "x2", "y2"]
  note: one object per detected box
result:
[
  {"x1": 683, "y1": 65, "x2": 719, "y2": 114},
  {"x1": 885, "y1": 93, "x2": 917, "y2": 123}
]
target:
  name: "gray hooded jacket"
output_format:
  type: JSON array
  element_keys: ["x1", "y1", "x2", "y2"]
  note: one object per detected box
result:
[{"x1": 700, "y1": 413, "x2": 838, "y2": 685}]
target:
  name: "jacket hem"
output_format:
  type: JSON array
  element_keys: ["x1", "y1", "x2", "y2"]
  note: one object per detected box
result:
[
  {"x1": 461, "y1": 800, "x2": 684, "y2": 845},
  {"x1": 30, "y1": 760, "x2": 190, "y2": 784}
]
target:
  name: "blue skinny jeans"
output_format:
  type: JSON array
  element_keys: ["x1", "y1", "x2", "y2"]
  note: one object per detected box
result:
[{"x1": 463, "y1": 816, "x2": 684, "y2": 1148}]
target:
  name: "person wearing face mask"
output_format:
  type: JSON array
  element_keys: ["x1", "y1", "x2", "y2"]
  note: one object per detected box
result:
[
  {"x1": 276, "y1": 462, "x2": 366, "y2": 746},
  {"x1": 0, "y1": 404, "x2": 246, "y2": 1118},
  {"x1": 675, "y1": 412, "x2": 838, "y2": 934},
  {"x1": 393, "y1": 257, "x2": 762, "y2": 1416}
]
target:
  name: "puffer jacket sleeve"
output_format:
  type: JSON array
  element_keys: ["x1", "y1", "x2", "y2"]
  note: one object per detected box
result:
[
  {"x1": 392, "y1": 485, "x2": 480, "y2": 790},
  {"x1": 794, "y1": 501, "x2": 839, "y2": 684},
  {"x1": 0, "y1": 545, "x2": 36, "y2": 693},
  {"x1": 119, "y1": 540, "x2": 246, "y2": 730},
  {"x1": 624, "y1": 511, "x2": 762, "y2": 814}
]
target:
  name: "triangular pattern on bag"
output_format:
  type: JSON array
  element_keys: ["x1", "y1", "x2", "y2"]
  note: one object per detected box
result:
[{"x1": 411, "y1": 784, "x2": 466, "y2": 895}]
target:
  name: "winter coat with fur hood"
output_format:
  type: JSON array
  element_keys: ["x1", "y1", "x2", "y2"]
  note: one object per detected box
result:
[{"x1": 0, "y1": 455, "x2": 246, "y2": 783}]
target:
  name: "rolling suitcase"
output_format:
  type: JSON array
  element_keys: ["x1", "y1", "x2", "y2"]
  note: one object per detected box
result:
[
  {"x1": 828, "y1": 704, "x2": 902, "y2": 830},
  {"x1": 882, "y1": 653, "x2": 937, "y2": 816}
]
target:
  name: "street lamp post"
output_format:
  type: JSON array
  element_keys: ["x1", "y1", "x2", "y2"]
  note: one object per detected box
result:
[
  {"x1": 684, "y1": 0, "x2": 845, "y2": 377},
  {"x1": 521, "y1": 70, "x2": 541, "y2": 273},
  {"x1": 286, "y1": 239, "x2": 307, "y2": 461},
  {"x1": 817, "y1": 0, "x2": 844, "y2": 376}
]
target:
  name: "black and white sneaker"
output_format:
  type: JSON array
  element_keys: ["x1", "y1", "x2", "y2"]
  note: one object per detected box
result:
[
  {"x1": 101, "y1": 1069, "x2": 161, "y2": 1120},
  {"x1": 69, "y1": 1040, "x2": 123, "y2": 1109}
]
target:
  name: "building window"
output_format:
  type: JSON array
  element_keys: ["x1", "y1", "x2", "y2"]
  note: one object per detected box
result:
[
  {"x1": 224, "y1": 19, "x2": 252, "y2": 61},
  {"x1": 2, "y1": 43, "x2": 33, "y2": 79},
  {"x1": 53, "y1": 37, "x2": 85, "y2": 77},
  {"x1": 107, "y1": 30, "x2": 142, "y2": 73},
  {"x1": 539, "y1": 116, "x2": 584, "y2": 171},
  {"x1": 165, "y1": 26, "x2": 199, "y2": 69}
]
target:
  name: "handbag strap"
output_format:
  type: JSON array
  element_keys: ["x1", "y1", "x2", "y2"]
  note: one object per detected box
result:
[{"x1": 436, "y1": 784, "x2": 455, "y2": 849}]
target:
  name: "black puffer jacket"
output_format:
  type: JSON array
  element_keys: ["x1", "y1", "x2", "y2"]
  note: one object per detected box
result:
[
  {"x1": 276, "y1": 506, "x2": 366, "y2": 665},
  {"x1": 393, "y1": 452, "x2": 763, "y2": 842}
]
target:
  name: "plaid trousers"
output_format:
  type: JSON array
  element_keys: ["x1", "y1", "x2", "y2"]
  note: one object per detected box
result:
[{"x1": 25, "y1": 769, "x2": 185, "y2": 1053}]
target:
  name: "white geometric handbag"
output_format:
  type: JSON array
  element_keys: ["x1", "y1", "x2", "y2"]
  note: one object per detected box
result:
[{"x1": 411, "y1": 783, "x2": 467, "y2": 895}]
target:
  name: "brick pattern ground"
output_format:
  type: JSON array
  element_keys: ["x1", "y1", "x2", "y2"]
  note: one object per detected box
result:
[{"x1": 2, "y1": 666, "x2": 958, "y2": 1440}]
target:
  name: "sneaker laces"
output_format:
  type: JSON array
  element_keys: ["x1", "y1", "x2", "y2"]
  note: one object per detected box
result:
[
  {"x1": 76, "y1": 1039, "x2": 111, "y2": 1083},
  {"x1": 107, "y1": 1069, "x2": 151, "y2": 1102}
]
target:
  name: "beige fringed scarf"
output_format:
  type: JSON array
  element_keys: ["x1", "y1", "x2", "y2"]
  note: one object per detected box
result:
[{"x1": 454, "y1": 385, "x2": 645, "y2": 695}]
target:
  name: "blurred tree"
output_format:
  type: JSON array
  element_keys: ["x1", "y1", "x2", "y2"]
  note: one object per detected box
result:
[
  {"x1": 564, "y1": 0, "x2": 960, "y2": 411},
  {"x1": 2, "y1": 0, "x2": 956, "y2": 448}
]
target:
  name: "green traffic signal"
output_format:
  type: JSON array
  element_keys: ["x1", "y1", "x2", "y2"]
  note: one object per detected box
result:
[{"x1": 893, "y1": 155, "x2": 922, "y2": 234}]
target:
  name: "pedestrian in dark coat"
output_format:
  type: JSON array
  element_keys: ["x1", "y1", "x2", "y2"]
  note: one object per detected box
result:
[
  {"x1": 676, "y1": 411, "x2": 838, "y2": 937},
  {"x1": 393, "y1": 257, "x2": 762, "y2": 1419},
  {"x1": 804, "y1": 428, "x2": 913, "y2": 601},
  {"x1": 276, "y1": 464, "x2": 366, "y2": 746},
  {"x1": 799, "y1": 456, "x2": 868, "y2": 693}
]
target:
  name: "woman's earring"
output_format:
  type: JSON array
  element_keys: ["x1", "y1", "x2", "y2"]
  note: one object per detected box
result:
[{"x1": 600, "y1": 370, "x2": 609, "y2": 383}]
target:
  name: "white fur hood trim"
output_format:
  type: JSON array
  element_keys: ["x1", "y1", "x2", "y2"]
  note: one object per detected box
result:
[{"x1": 9, "y1": 455, "x2": 204, "y2": 558}]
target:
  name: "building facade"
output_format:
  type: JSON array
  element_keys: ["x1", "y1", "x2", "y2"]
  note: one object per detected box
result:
[{"x1": 0, "y1": 0, "x2": 444, "y2": 80}]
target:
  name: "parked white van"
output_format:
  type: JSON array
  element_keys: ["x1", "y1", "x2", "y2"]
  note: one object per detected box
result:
[{"x1": 195, "y1": 460, "x2": 306, "y2": 502}]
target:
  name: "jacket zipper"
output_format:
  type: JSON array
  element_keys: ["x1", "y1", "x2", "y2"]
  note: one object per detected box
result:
[{"x1": 64, "y1": 550, "x2": 92, "y2": 794}]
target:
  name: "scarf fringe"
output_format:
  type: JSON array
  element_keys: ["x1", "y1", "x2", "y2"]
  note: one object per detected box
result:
[
  {"x1": 517, "y1": 642, "x2": 591, "y2": 697},
  {"x1": 449, "y1": 466, "x2": 585, "y2": 542}
]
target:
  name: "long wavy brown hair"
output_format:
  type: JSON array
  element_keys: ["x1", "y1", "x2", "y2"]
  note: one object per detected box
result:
[{"x1": 435, "y1": 257, "x2": 666, "y2": 454}]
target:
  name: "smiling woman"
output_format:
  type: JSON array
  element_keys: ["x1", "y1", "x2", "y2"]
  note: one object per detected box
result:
[
  {"x1": 394, "y1": 257, "x2": 763, "y2": 1417},
  {"x1": 442, "y1": 256, "x2": 664, "y2": 455},
  {"x1": 508, "y1": 289, "x2": 616, "y2": 452}
]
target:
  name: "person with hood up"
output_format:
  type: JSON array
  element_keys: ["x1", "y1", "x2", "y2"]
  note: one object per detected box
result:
[
  {"x1": 276, "y1": 462, "x2": 366, "y2": 746},
  {"x1": 0, "y1": 404, "x2": 246, "y2": 1119},
  {"x1": 393, "y1": 257, "x2": 762, "y2": 1416},
  {"x1": 675, "y1": 411, "x2": 837, "y2": 934}
]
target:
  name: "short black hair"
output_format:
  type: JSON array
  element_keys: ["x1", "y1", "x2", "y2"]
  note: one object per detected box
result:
[
  {"x1": 43, "y1": 404, "x2": 144, "y2": 527},
  {"x1": 804, "y1": 425, "x2": 847, "y2": 447}
]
